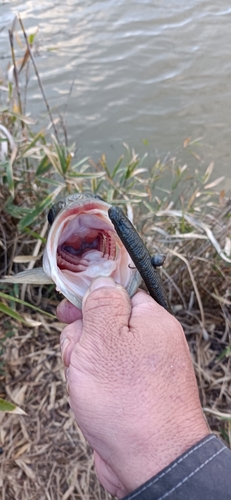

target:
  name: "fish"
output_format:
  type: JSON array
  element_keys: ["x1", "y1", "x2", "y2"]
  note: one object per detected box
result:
[{"x1": 0, "y1": 192, "x2": 141, "y2": 309}]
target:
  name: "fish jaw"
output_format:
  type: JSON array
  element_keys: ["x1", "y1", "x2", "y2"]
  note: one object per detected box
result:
[{"x1": 43, "y1": 197, "x2": 141, "y2": 309}]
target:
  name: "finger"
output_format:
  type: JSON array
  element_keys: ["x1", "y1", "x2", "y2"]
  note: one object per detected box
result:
[
  {"x1": 131, "y1": 288, "x2": 166, "y2": 314},
  {"x1": 57, "y1": 298, "x2": 82, "y2": 323},
  {"x1": 131, "y1": 289, "x2": 184, "y2": 343},
  {"x1": 60, "y1": 319, "x2": 83, "y2": 367},
  {"x1": 82, "y1": 277, "x2": 132, "y2": 346}
]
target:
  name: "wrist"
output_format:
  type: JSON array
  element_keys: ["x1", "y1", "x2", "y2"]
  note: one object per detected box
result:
[{"x1": 115, "y1": 409, "x2": 209, "y2": 495}]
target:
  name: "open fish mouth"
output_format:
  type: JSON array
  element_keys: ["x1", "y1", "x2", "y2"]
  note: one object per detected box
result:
[
  {"x1": 1, "y1": 192, "x2": 141, "y2": 309},
  {"x1": 44, "y1": 192, "x2": 141, "y2": 308},
  {"x1": 53, "y1": 202, "x2": 117, "y2": 275}
]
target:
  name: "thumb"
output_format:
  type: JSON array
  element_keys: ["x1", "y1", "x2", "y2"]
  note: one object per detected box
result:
[{"x1": 81, "y1": 277, "x2": 132, "y2": 347}]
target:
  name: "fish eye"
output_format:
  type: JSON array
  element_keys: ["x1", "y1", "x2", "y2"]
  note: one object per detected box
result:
[
  {"x1": 47, "y1": 199, "x2": 66, "y2": 224},
  {"x1": 47, "y1": 207, "x2": 56, "y2": 225}
]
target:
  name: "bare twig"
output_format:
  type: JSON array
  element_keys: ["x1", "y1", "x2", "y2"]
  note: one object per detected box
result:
[
  {"x1": 168, "y1": 248, "x2": 206, "y2": 333},
  {"x1": 18, "y1": 15, "x2": 60, "y2": 144},
  {"x1": 8, "y1": 28, "x2": 23, "y2": 122}
]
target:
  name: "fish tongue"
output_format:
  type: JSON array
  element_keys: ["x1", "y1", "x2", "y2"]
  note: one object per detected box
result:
[{"x1": 0, "y1": 267, "x2": 53, "y2": 284}]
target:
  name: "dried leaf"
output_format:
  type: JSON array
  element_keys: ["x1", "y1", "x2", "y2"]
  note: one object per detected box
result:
[
  {"x1": 23, "y1": 317, "x2": 42, "y2": 327},
  {"x1": 224, "y1": 237, "x2": 231, "y2": 257},
  {"x1": 13, "y1": 443, "x2": 31, "y2": 459},
  {"x1": 13, "y1": 255, "x2": 40, "y2": 263},
  {"x1": 0, "y1": 268, "x2": 53, "y2": 285},
  {"x1": 183, "y1": 137, "x2": 191, "y2": 148},
  {"x1": 15, "y1": 459, "x2": 36, "y2": 480},
  {"x1": 9, "y1": 111, "x2": 35, "y2": 124},
  {"x1": 204, "y1": 176, "x2": 225, "y2": 189},
  {"x1": 203, "y1": 161, "x2": 214, "y2": 183},
  {"x1": 18, "y1": 48, "x2": 30, "y2": 74},
  {"x1": 190, "y1": 151, "x2": 202, "y2": 161}
]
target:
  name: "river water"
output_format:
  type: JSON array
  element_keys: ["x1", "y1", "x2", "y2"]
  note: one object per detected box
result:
[{"x1": 1, "y1": 0, "x2": 231, "y2": 188}]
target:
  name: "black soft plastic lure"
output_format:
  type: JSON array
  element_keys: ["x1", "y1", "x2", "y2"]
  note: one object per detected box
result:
[{"x1": 108, "y1": 206, "x2": 171, "y2": 313}]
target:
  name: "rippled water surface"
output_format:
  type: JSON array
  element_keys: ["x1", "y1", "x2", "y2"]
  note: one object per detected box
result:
[{"x1": 1, "y1": 0, "x2": 231, "y2": 186}]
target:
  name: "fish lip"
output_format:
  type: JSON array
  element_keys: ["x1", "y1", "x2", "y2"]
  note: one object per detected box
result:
[{"x1": 48, "y1": 192, "x2": 106, "y2": 225}]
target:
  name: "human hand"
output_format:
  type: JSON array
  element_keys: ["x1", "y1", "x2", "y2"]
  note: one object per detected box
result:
[{"x1": 57, "y1": 277, "x2": 209, "y2": 499}]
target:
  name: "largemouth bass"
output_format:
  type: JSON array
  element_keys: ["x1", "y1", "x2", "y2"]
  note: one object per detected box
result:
[{"x1": 1, "y1": 193, "x2": 141, "y2": 309}]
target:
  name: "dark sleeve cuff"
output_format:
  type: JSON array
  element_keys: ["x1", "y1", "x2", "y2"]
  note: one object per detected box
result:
[{"x1": 123, "y1": 434, "x2": 231, "y2": 500}]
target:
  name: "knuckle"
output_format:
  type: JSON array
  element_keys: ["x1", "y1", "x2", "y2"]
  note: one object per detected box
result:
[{"x1": 85, "y1": 286, "x2": 130, "y2": 314}]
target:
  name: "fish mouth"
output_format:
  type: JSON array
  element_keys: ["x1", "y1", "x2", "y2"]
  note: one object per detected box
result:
[
  {"x1": 57, "y1": 226, "x2": 117, "y2": 273},
  {"x1": 56, "y1": 198, "x2": 118, "y2": 275},
  {"x1": 42, "y1": 193, "x2": 141, "y2": 308}
]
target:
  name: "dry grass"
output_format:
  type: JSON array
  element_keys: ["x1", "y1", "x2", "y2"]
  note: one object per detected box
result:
[{"x1": 0, "y1": 315, "x2": 111, "y2": 500}]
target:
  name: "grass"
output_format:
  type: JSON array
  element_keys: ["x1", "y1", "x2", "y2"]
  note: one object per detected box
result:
[{"x1": 0, "y1": 15, "x2": 231, "y2": 500}]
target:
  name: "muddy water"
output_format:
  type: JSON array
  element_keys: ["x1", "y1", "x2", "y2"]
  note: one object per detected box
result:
[{"x1": 1, "y1": 1, "x2": 231, "y2": 187}]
